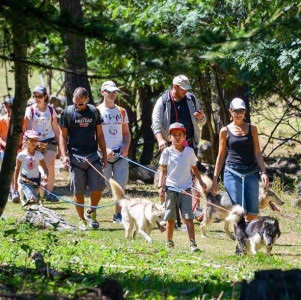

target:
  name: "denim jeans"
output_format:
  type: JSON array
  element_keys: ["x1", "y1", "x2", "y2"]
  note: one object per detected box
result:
[{"x1": 223, "y1": 165, "x2": 259, "y2": 215}]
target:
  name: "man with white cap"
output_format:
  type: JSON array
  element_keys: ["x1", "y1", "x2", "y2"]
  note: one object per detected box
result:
[
  {"x1": 151, "y1": 75, "x2": 206, "y2": 152},
  {"x1": 97, "y1": 81, "x2": 131, "y2": 223}
]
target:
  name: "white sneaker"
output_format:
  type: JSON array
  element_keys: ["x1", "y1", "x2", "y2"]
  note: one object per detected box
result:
[{"x1": 79, "y1": 219, "x2": 88, "y2": 231}]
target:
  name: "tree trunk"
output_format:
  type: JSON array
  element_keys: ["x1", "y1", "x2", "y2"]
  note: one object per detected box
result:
[
  {"x1": 59, "y1": 0, "x2": 93, "y2": 105},
  {"x1": 0, "y1": 22, "x2": 30, "y2": 216},
  {"x1": 138, "y1": 85, "x2": 160, "y2": 165}
]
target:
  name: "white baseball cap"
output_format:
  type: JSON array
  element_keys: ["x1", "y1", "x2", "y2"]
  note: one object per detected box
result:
[
  {"x1": 230, "y1": 98, "x2": 246, "y2": 110},
  {"x1": 101, "y1": 81, "x2": 120, "y2": 92},
  {"x1": 172, "y1": 75, "x2": 192, "y2": 90}
]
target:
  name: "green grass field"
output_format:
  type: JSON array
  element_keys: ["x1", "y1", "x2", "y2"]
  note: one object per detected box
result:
[{"x1": 1, "y1": 169, "x2": 300, "y2": 299}]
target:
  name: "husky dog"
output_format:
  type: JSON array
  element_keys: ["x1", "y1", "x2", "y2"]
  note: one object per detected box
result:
[
  {"x1": 226, "y1": 205, "x2": 281, "y2": 255},
  {"x1": 199, "y1": 186, "x2": 284, "y2": 239},
  {"x1": 110, "y1": 179, "x2": 165, "y2": 243}
]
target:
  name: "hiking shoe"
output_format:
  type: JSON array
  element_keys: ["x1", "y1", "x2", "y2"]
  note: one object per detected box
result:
[
  {"x1": 45, "y1": 191, "x2": 59, "y2": 202},
  {"x1": 113, "y1": 212, "x2": 122, "y2": 224},
  {"x1": 9, "y1": 190, "x2": 20, "y2": 203},
  {"x1": 84, "y1": 209, "x2": 99, "y2": 229},
  {"x1": 166, "y1": 240, "x2": 175, "y2": 248},
  {"x1": 190, "y1": 240, "x2": 201, "y2": 253},
  {"x1": 181, "y1": 225, "x2": 188, "y2": 232},
  {"x1": 79, "y1": 219, "x2": 88, "y2": 231},
  {"x1": 22, "y1": 199, "x2": 37, "y2": 208}
]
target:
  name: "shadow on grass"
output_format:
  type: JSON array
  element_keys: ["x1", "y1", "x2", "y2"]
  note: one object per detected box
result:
[{"x1": 0, "y1": 265, "x2": 239, "y2": 299}]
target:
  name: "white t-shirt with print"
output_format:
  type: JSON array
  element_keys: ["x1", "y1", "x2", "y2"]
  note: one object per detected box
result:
[
  {"x1": 97, "y1": 104, "x2": 129, "y2": 150},
  {"x1": 17, "y1": 149, "x2": 44, "y2": 179},
  {"x1": 25, "y1": 105, "x2": 57, "y2": 141},
  {"x1": 159, "y1": 146, "x2": 197, "y2": 190}
]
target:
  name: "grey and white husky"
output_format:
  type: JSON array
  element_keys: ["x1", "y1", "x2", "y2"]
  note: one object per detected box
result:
[
  {"x1": 199, "y1": 187, "x2": 284, "y2": 240},
  {"x1": 226, "y1": 205, "x2": 281, "y2": 255}
]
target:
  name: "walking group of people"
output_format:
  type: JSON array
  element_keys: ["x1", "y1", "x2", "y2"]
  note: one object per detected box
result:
[{"x1": 1, "y1": 74, "x2": 269, "y2": 252}]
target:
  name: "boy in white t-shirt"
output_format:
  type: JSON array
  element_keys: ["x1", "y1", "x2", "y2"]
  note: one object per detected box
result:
[
  {"x1": 97, "y1": 81, "x2": 131, "y2": 223},
  {"x1": 158, "y1": 122, "x2": 206, "y2": 252}
]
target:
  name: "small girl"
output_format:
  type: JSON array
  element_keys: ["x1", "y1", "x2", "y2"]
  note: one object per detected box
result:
[{"x1": 13, "y1": 130, "x2": 48, "y2": 207}]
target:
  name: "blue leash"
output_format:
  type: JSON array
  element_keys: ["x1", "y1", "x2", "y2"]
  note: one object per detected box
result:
[
  {"x1": 224, "y1": 165, "x2": 257, "y2": 210},
  {"x1": 45, "y1": 190, "x2": 115, "y2": 209},
  {"x1": 115, "y1": 154, "x2": 158, "y2": 174}
]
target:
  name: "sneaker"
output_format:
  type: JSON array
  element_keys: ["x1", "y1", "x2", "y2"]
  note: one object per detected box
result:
[
  {"x1": 181, "y1": 225, "x2": 188, "y2": 232},
  {"x1": 113, "y1": 212, "x2": 122, "y2": 224},
  {"x1": 84, "y1": 209, "x2": 99, "y2": 229},
  {"x1": 79, "y1": 219, "x2": 88, "y2": 231},
  {"x1": 45, "y1": 192, "x2": 59, "y2": 203},
  {"x1": 8, "y1": 190, "x2": 20, "y2": 203},
  {"x1": 190, "y1": 240, "x2": 201, "y2": 253},
  {"x1": 166, "y1": 240, "x2": 175, "y2": 248},
  {"x1": 22, "y1": 198, "x2": 37, "y2": 208}
]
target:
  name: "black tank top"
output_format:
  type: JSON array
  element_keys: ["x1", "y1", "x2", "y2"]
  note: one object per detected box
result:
[{"x1": 225, "y1": 124, "x2": 256, "y2": 167}]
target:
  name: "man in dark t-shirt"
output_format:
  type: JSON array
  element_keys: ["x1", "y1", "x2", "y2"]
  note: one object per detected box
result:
[{"x1": 59, "y1": 87, "x2": 107, "y2": 231}]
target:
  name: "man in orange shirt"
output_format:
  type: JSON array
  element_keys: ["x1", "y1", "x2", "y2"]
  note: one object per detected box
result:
[
  {"x1": 0, "y1": 98, "x2": 20, "y2": 203},
  {"x1": 0, "y1": 98, "x2": 13, "y2": 165}
]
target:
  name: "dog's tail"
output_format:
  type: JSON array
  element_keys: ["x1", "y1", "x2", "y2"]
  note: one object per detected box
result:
[
  {"x1": 195, "y1": 174, "x2": 213, "y2": 200},
  {"x1": 110, "y1": 178, "x2": 126, "y2": 202},
  {"x1": 226, "y1": 205, "x2": 246, "y2": 224}
]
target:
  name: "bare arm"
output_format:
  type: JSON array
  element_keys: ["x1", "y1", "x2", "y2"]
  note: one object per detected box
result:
[
  {"x1": 120, "y1": 123, "x2": 131, "y2": 157},
  {"x1": 251, "y1": 125, "x2": 269, "y2": 187},
  {"x1": 58, "y1": 126, "x2": 69, "y2": 169},
  {"x1": 211, "y1": 127, "x2": 228, "y2": 195},
  {"x1": 13, "y1": 159, "x2": 21, "y2": 191},
  {"x1": 191, "y1": 165, "x2": 207, "y2": 190},
  {"x1": 26, "y1": 117, "x2": 33, "y2": 130},
  {"x1": 51, "y1": 116, "x2": 61, "y2": 155},
  {"x1": 96, "y1": 124, "x2": 107, "y2": 168},
  {"x1": 158, "y1": 166, "x2": 167, "y2": 204}
]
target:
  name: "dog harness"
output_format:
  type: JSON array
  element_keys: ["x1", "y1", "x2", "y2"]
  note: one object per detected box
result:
[{"x1": 224, "y1": 165, "x2": 258, "y2": 209}]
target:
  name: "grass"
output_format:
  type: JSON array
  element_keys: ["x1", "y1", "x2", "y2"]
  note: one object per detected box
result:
[{"x1": 0, "y1": 170, "x2": 300, "y2": 299}]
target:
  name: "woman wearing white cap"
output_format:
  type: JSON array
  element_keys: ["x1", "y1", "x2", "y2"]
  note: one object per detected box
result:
[
  {"x1": 25, "y1": 86, "x2": 60, "y2": 195},
  {"x1": 210, "y1": 98, "x2": 269, "y2": 223}
]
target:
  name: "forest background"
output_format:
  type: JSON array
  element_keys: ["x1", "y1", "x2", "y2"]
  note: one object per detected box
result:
[
  {"x1": 0, "y1": 0, "x2": 300, "y2": 213},
  {"x1": 0, "y1": 1, "x2": 301, "y2": 299}
]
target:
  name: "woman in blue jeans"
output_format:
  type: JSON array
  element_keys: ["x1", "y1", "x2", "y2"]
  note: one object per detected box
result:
[{"x1": 210, "y1": 98, "x2": 269, "y2": 222}]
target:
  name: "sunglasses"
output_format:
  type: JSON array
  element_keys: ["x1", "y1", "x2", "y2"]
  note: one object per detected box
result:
[
  {"x1": 73, "y1": 99, "x2": 88, "y2": 106},
  {"x1": 104, "y1": 90, "x2": 117, "y2": 94},
  {"x1": 26, "y1": 137, "x2": 38, "y2": 143},
  {"x1": 233, "y1": 109, "x2": 246, "y2": 114},
  {"x1": 33, "y1": 94, "x2": 44, "y2": 99}
]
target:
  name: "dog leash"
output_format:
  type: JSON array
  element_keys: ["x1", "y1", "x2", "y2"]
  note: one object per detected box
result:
[
  {"x1": 166, "y1": 186, "x2": 230, "y2": 213},
  {"x1": 114, "y1": 153, "x2": 200, "y2": 194},
  {"x1": 114, "y1": 153, "x2": 159, "y2": 174},
  {"x1": 19, "y1": 177, "x2": 114, "y2": 209},
  {"x1": 224, "y1": 165, "x2": 258, "y2": 210}
]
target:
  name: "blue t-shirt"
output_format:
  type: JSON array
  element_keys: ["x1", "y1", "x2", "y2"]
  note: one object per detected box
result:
[{"x1": 59, "y1": 104, "x2": 103, "y2": 155}]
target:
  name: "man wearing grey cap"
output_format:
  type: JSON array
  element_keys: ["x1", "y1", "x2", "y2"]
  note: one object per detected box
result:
[
  {"x1": 151, "y1": 75, "x2": 206, "y2": 152},
  {"x1": 152, "y1": 75, "x2": 207, "y2": 228}
]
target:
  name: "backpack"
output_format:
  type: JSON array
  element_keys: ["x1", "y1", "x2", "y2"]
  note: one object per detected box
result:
[
  {"x1": 161, "y1": 90, "x2": 197, "y2": 112},
  {"x1": 30, "y1": 105, "x2": 54, "y2": 120}
]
